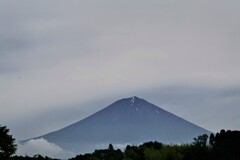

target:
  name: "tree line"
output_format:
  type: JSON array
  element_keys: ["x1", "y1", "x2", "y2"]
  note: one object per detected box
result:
[
  {"x1": 1, "y1": 125, "x2": 240, "y2": 160},
  {"x1": 69, "y1": 131, "x2": 240, "y2": 160}
]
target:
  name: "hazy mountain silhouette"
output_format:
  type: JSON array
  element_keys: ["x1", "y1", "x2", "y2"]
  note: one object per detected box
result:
[{"x1": 31, "y1": 97, "x2": 211, "y2": 154}]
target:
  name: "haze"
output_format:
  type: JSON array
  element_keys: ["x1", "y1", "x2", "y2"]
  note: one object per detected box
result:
[{"x1": 0, "y1": 0, "x2": 240, "y2": 141}]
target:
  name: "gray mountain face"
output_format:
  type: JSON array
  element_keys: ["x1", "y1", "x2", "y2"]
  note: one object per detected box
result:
[{"x1": 35, "y1": 97, "x2": 211, "y2": 154}]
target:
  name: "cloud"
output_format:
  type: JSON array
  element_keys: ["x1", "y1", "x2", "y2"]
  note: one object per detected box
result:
[
  {"x1": 17, "y1": 138, "x2": 74, "y2": 159},
  {"x1": 1, "y1": 0, "x2": 240, "y2": 141},
  {"x1": 138, "y1": 85, "x2": 240, "y2": 133}
]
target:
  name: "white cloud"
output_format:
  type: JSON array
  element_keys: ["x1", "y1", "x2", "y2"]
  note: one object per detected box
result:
[{"x1": 17, "y1": 138, "x2": 74, "y2": 159}]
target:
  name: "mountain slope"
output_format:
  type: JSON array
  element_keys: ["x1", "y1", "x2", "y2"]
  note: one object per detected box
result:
[{"x1": 34, "y1": 97, "x2": 211, "y2": 154}]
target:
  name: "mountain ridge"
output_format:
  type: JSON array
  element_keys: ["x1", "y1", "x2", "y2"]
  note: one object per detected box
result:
[{"x1": 26, "y1": 96, "x2": 211, "y2": 154}]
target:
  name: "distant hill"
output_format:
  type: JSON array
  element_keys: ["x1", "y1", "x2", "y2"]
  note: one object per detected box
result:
[{"x1": 30, "y1": 97, "x2": 211, "y2": 154}]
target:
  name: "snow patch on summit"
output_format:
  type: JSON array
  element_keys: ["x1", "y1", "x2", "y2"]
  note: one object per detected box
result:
[{"x1": 130, "y1": 96, "x2": 135, "y2": 106}]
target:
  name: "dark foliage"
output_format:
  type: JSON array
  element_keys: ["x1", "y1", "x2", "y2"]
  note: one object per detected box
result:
[
  {"x1": 10, "y1": 155, "x2": 59, "y2": 160},
  {"x1": 212, "y1": 129, "x2": 240, "y2": 160},
  {"x1": 183, "y1": 134, "x2": 212, "y2": 160},
  {"x1": 4, "y1": 129, "x2": 240, "y2": 160},
  {"x1": 0, "y1": 125, "x2": 17, "y2": 159},
  {"x1": 124, "y1": 145, "x2": 145, "y2": 160},
  {"x1": 139, "y1": 141, "x2": 163, "y2": 150},
  {"x1": 70, "y1": 130, "x2": 240, "y2": 160},
  {"x1": 70, "y1": 145, "x2": 123, "y2": 160}
]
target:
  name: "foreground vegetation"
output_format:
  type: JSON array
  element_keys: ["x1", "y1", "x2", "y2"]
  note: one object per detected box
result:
[
  {"x1": 70, "y1": 130, "x2": 240, "y2": 160},
  {"x1": 1, "y1": 124, "x2": 240, "y2": 160}
]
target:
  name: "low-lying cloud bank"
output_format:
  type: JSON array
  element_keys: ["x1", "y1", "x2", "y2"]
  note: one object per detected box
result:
[
  {"x1": 17, "y1": 138, "x2": 74, "y2": 159},
  {"x1": 17, "y1": 139, "x2": 130, "y2": 159}
]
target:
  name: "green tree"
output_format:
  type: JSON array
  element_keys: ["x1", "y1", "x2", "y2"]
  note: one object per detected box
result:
[
  {"x1": 213, "y1": 130, "x2": 240, "y2": 160},
  {"x1": 193, "y1": 134, "x2": 208, "y2": 148},
  {"x1": 124, "y1": 145, "x2": 145, "y2": 160},
  {"x1": 209, "y1": 133, "x2": 215, "y2": 147},
  {"x1": 183, "y1": 134, "x2": 212, "y2": 160},
  {"x1": 0, "y1": 125, "x2": 17, "y2": 159},
  {"x1": 140, "y1": 141, "x2": 163, "y2": 160},
  {"x1": 108, "y1": 143, "x2": 114, "y2": 151}
]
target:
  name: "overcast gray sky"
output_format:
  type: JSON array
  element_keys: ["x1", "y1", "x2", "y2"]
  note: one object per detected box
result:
[{"x1": 1, "y1": 0, "x2": 240, "y2": 140}]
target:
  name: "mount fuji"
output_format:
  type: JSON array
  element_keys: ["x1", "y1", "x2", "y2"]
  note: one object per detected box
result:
[{"x1": 29, "y1": 97, "x2": 211, "y2": 154}]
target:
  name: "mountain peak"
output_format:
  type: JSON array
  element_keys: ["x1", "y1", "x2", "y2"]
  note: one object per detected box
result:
[
  {"x1": 34, "y1": 96, "x2": 211, "y2": 155},
  {"x1": 130, "y1": 96, "x2": 136, "y2": 104},
  {"x1": 119, "y1": 96, "x2": 141, "y2": 106}
]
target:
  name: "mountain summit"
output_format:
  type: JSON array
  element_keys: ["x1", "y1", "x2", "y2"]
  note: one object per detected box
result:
[{"x1": 33, "y1": 97, "x2": 211, "y2": 154}]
